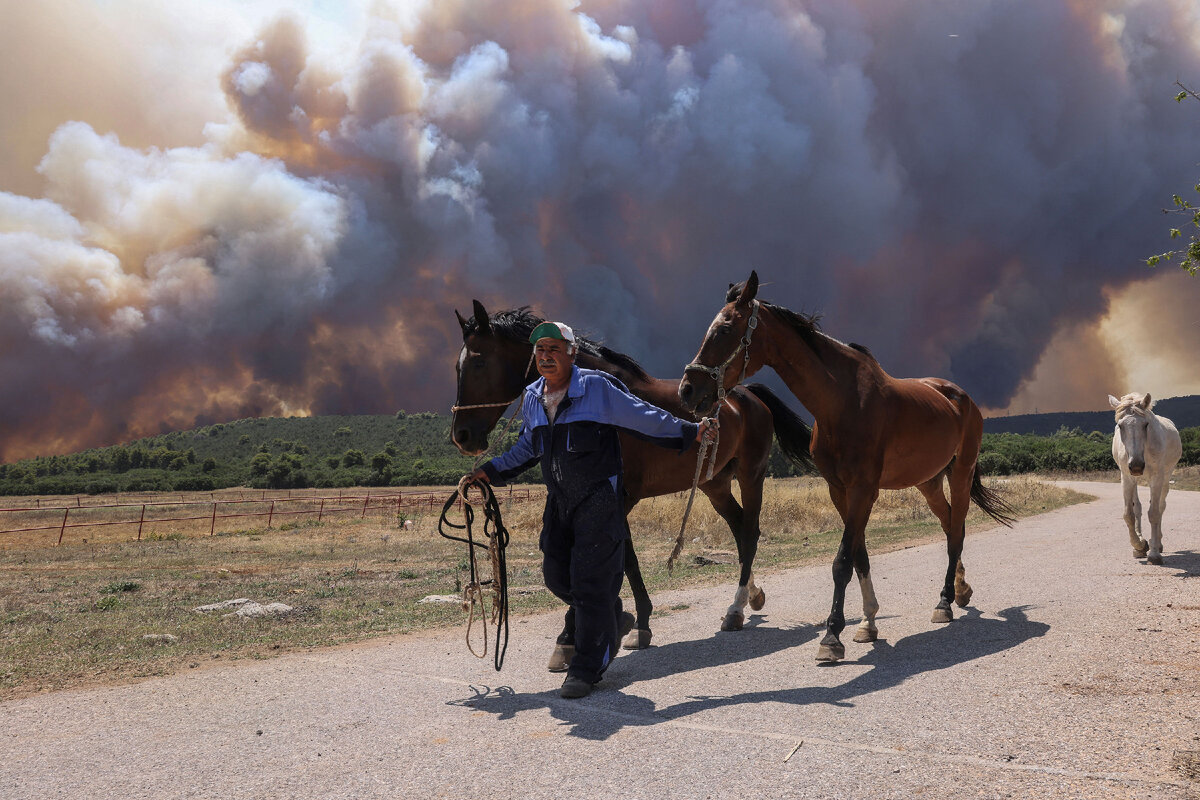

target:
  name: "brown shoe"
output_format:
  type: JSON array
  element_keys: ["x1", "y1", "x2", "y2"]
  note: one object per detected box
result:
[{"x1": 559, "y1": 676, "x2": 594, "y2": 699}]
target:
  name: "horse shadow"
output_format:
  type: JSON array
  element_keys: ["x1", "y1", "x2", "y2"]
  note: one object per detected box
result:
[
  {"x1": 1157, "y1": 549, "x2": 1200, "y2": 578},
  {"x1": 448, "y1": 606, "x2": 1048, "y2": 741}
]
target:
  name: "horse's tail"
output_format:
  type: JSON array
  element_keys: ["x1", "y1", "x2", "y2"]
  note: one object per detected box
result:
[
  {"x1": 743, "y1": 383, "x2": 816, "y2": 474},
  {"x1": 970, "y1": 466, "x2": 1017, "y2": 527}
]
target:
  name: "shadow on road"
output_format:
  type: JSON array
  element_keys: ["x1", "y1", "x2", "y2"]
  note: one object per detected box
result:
[
  {"x1": 449, "y1": 606, "x2": 1049, "y2": 741},
  {"x1": 1159, "y1": 549, "x2": 1200, "y2": 578}
]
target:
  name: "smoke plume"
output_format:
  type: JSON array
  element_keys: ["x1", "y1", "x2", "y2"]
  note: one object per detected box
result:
[{"x1": 2, "y1": 0, "x2": 1200, "y2": 460}]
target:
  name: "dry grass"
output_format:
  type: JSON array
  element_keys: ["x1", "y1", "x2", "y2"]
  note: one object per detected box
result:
[{"x1": 0, "y1": 477, "x2": 1085, "y2": 700}]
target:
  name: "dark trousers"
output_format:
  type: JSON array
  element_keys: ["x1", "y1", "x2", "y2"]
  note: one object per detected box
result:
[{"x1": 541, "y1": 483, "x2": 626, "y2": 684}]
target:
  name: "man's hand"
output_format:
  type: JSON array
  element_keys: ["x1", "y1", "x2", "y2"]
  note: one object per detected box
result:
[
  {"x1": 467, "y1": 468, "x2": 489, "y2": 484},
  {"x1": 697, "y1": 418, "x2": 718, "y2": 445}
]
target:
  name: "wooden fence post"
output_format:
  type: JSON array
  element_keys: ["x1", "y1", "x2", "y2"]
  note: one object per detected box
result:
[
  {"x1": 210, "y1": 502, "x2": 218, "y2": 535},
  {"x1": 56, "y1": 508, "x2": 70, "y2": 546},
  {"x1": 137, "y1": 504, "x2": 146, "y2": 541},
  {"x1": 267, "y1": 500, "x2": 275, "y2": 528}
]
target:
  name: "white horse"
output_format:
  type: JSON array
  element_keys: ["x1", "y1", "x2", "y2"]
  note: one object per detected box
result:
[{"x1": 1109, "y1": 393, "x2": 1182, "y2": 564}]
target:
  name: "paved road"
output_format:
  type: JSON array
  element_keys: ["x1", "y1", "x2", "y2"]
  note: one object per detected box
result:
[{"x1": 3, "y1": 481, "x2": 1198, "y2": 799}]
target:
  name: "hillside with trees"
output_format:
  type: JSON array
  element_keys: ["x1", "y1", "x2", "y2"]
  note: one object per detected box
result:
[
  {"x1": 983, "y1": 395, "x2": 1200, "y2": 436},
  {"x1": 2, "y1": 407, "x2": 1198, "y2": 496},
  {"x1": 0, "y1": 412, "x2": 523, "y2": 496}
]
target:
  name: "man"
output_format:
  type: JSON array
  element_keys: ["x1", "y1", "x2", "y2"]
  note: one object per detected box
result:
[{"x1": 468, "y1": 321, "x2": 711, "y2": 699}]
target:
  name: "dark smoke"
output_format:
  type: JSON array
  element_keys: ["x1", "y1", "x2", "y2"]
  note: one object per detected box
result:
[{"x1": 1, "y1": 0, "x2": 1199, "y2": 460}]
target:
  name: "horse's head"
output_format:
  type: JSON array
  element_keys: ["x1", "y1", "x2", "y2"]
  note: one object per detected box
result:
[
  {"x1": 1109, "y1": 392, "x2": 1152, "y2": 476},
  {"x1": 679, "y1": 270, "x2": 763, "y2": 417},
  {"x1": 451, "y1": 300, "x2": 533, "y2": 456}
]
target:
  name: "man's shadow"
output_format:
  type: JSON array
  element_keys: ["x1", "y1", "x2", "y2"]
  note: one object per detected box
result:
[{"x1": 449, "y1": 606, "x2": 1049, "y2": 741}]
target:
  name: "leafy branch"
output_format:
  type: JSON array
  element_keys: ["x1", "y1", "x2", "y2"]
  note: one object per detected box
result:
[{"x1": 1146, "y1": 82, "x2": 1200, "y2": 275}]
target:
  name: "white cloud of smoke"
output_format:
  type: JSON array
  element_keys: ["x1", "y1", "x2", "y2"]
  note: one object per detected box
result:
[{"x1": 2, "y1": 0, "x2": 1200, "y2": 459}]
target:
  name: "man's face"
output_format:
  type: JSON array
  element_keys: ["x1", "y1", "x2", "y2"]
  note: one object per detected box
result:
[{"x1": 534, "y1": 338, "x2": 574, "y2": 383}]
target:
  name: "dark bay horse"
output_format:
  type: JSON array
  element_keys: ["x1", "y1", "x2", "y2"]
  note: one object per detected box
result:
[
  {"x1": 451, "y1": 300, "x2": 814, "y2": 663},
  {"x1": 678, "y1": 272, "x2": 1014, "y2": 662}
]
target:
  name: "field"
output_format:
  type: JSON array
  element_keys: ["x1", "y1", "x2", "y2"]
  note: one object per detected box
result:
[{"x1": 0, "y1": 476, "x2": 1096, "y2": 700}]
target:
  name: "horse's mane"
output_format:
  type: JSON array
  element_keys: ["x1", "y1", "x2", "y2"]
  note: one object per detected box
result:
[
  {"x1": 1113, "y1": 393, "x2": 1155, "y2": 420},
  {"x1": 470, "y1": 307, "x2": 651, "y2": 381},
  {"x1": 724, "y1": 282, "x2": 875, "y2": 364},
  {"x1": 758, "y1": 296, "x2": 876, "y2": 362}
]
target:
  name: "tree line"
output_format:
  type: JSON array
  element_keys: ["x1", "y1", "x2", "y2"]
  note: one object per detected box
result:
[{"x1": 1, "y1": 414, "x2": 1196, "y2": 496}]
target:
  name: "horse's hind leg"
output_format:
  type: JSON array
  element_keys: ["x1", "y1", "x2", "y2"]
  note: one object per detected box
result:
[
  {"x1": 934, "y1": 464, "x2": 975, "y2": 622},
  {"x1": 621, "y1": 541, "x2": 653, "y2": 648},
  {"x1": 621, "y1": 499, "x2": 653, "y2": 649},
  {"x1": 917, "y1": 474, "x2": 972, "y2": 619},
  {"x1": 1122, "y1": 472, "x2": 1148, "y2": 558}
]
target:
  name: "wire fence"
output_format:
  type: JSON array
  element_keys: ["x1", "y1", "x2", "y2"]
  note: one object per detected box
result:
[{"x1": 0, "y1": 486, "x2": 544, "y2": 546}]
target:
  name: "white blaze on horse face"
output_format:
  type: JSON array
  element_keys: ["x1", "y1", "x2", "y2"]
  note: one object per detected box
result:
[{"x1": 453, "y1": 345, "x2": 469, "y2": 408}]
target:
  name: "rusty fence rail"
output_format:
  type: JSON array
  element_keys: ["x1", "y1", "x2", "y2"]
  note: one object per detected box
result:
[{"x1": 0, "y1": 486, "x2": 544, "y2": 546}]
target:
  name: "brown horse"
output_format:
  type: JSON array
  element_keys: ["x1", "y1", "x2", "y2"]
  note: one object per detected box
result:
[
  {"x1": 452, "y1": 300, "x2": 814, "y2": 661},
  {"x1": 678, "y1": 272, "x2": 1014, "y2": 662}
]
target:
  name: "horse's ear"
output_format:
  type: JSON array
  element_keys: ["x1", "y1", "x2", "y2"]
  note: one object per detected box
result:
[
  {"x1": 735, "y1": 270, "x2": 759, "y2": 307},
  {"x1": 472, "y1": 299, "x2": 491, "y2": 334},
  {"x1": 1108, "y1": 395, "x2": 1121, "y2": 409},
  {"x1": 1139, "y1": 393, "x2": 1152, "y2": 409},
  {"x1": 455, "y1": 309, "x2": 470, "y2": 337}
]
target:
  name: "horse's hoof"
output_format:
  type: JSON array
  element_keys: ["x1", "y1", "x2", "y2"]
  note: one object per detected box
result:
[
  {"x1": 721, "y1": 612, "x2": 745, "y2": 632},
  {"x1": 1133, "y1": 542, "x2": 1149, "y2": 558},
  {"x1": 931, "y1": 606, "x2": 953, "y2": 624},
  {"x1": 852, "y1": 626, "x2": 878, "y2": 644},
  {"x1": 955, "y1": 586, "x2": 973, "y2": 608},
  {"x1": 1148, "y1": 553, "x2": 1164, "y2": 566},
  {"x1": 621, "y1": 629, "x2": 652, "y2": 650},
  {"x1": 749, "y1": 588, "x2": 766, "y2": 611},
  {"x1": 816, "y1": 639, "x2": 845, "y2": 662},
  {"x1": 548, "y1": 643, "x2": 574, "y2": 672}
]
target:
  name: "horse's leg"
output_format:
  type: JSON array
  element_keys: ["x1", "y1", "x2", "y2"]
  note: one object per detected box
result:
[
  {"x1": 850, "y1": 546, "x2": 880, "y2": 644},
  {"x1": 817, "y1": 483, "x2": 876, "y2": 662},
  {"x1": 916, "y1": 475, "x2": 972, "y2": 609},
  {"x1": 1146, "y1": 471, "x2": 1170, "y2": 565},
  {"x1": 739, "y1": 466, "x2": 767, "y2": 615},
  {"x1": 699, "y1": 472, "x2": 754, "y2": 632},
  {"x1": 934, "y1": 463, "x2": 974, "y2": 623},
  {"x1": 621, "y1": 498, "x2": 653, "y2": 649},
  {"x1": 548, "y1": 606, "x2": 575, "y2": 672},
  {"x1": 1121, "y1": 471, "x2": 1148, "y2": 558}
]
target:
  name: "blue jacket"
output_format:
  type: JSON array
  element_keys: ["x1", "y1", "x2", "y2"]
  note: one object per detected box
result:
[{"x1": 481, "y1": 366, "x2": 699, "y2": 501}]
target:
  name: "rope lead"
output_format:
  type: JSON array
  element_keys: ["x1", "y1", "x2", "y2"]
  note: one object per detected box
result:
[{"x1": 437, "y1": 480, "x2": 511, "y2": 671}]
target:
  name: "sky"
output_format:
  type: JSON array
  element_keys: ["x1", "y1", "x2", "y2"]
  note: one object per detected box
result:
[{"x1": 2, "y1": 0, "x2": 1200, "y2": 461}]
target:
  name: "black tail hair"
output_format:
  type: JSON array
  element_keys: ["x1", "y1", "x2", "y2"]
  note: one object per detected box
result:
[
  {"x1": 742, "y1": 383, "x2": 816, "y2": 474},
  {"x1": 971, "y1": 467, "x2": 1017, "y2": 527}
]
